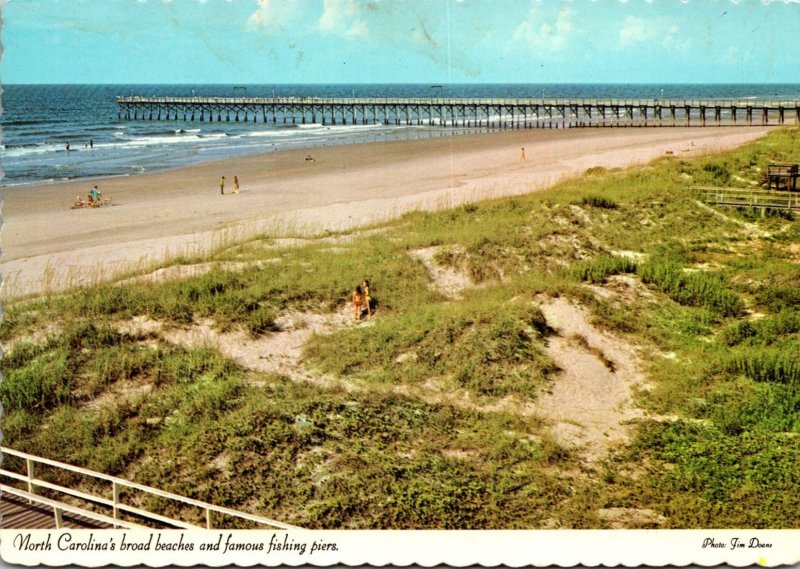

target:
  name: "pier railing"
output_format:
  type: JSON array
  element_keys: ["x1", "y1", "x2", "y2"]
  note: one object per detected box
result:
[
  {"x1": 0, "y1": 447, "x2": 297, "y2": 530},
  {"x1": 117, "y1": 95, "x2": 800, "y2": 108}
]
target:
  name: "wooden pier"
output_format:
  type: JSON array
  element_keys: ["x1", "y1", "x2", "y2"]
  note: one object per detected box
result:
[{"x1": 116, "y1": 96, "x2": 800, "y2": 128}]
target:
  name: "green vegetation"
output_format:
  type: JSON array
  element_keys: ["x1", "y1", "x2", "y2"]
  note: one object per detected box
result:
[
  {"x1": 307, "y1": 287, "x2": 556, "y2": 397},
  {"x1": 571, "y1": 254, "x2": 638, "y2": 283},
  {"x1": 637, "y1": 257, "x2": 745, "y2": 317},
  {"x1": 3, "y1": 127, "x2": 800, "y2": 528}
]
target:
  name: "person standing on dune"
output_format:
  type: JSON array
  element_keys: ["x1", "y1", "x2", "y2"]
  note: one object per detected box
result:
[{"x1": 352, "y1": 285, "x2": 364, "y2": 321}]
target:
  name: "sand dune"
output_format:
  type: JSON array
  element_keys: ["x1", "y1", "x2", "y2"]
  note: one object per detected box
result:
[{"x1": 0, "y1": 126, "x2": 770, "y2": 299}]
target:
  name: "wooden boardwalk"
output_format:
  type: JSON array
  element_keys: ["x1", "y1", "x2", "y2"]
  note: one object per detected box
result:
[
  {"x1": 116, "y1": 96, "x2": 800, "y2": 128},
  {"x1": 697, "y1": 186, "x2": 800, "y2": 213},
  {"x1": 0, "y1": 447, "x2": 297, "y2": 530},
  {"x1": 1, "y1": 489, "x2": 113, "y2": 529}
]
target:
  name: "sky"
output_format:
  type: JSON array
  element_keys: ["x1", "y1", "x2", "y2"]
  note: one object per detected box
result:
[{"x1": 1, "y1": 0, "x2": 799, "y2": 84}]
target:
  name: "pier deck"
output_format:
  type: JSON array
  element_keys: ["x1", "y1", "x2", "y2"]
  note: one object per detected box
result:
[{"x1": 117, "y1": 96, "x2": 800, "y2": 128}]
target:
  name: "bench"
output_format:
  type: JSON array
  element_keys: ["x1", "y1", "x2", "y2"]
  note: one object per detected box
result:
[{"x1": 762, "y1": 163, "x2": 799, "y2": 191}]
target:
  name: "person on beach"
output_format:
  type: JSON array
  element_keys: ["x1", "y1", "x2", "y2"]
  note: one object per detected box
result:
[
  {"x1": 91, "y1": 185, "x2": 100, "y2": 202},
  {"x1": 73, "y1": 196, "x2": 84, "y2": 208},
  {"x1": 520, "y1": 147, "x2": 526, "y2": 161},
  {"x1": 362, "y1": 279, "x2": 372, "y2": 319},
  {"x1": 219, "y1": 176, "x2": 225, "y2": 195},
  {"x1": 352, "y1": 285, "x2": 364, "y2": 321},
  {"x1": 234, "y1": 175, "x2": 239, "y2": 194}
]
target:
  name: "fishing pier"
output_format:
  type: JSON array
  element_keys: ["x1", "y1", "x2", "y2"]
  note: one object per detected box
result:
[{"x1": 116, "y1": 96, "x2": 800, "y2": 128}]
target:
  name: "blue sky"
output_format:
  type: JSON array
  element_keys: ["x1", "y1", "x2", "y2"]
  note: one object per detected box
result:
[{"x1": 2, "y1": 0, "x2": 799, "y2": 84}]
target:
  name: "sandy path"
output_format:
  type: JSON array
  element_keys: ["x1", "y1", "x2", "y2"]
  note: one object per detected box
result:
[
  {"x1": 0, "y1": 126, "x2": 770, "y2": 299},
  {"x1": 536, "y1": 297, "x2": 645, "y2": 462}
]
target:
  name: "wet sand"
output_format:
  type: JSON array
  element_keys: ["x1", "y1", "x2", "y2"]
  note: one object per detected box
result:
[{"x1": 0, "y1": 126, "x2": 771, "y2": 299}]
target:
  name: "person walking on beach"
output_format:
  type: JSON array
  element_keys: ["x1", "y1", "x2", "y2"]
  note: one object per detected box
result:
[
  {"x1": 352, "y1": 285, "x2": 364, "y2": 321},
  {"x1": 362, "y1": 279, "x2": 372, "y2": 319},
  {"x1": 219, "y1": 176, "x2": 225, "y2": 195},
  {"x1": 234, "y1": 175, "x2": 239, "y2": 194}
]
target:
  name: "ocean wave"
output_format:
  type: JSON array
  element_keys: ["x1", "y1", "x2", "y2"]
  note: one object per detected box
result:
[
  {"x1": 82, "y1": 124, "x2": 122, "y2": 132},
  {"x1": 126, "y1": 127, "x2": 205, "y2": 137},
  {"x1": 107, "y1": 134, "x2": 205, "y2": 148},
  {"x1": 7, "y1": 128, "x2": 88, "y2": 139},
  {"x1": 243, "y1": 129, "x2": 308, "y2": 138},
  {"x1": 49, "y1": 132, "x2": 90, "y2": 141},
  {"x1": 2, "y1": 134, "x2": 210, "y2": 156},
  {"x1": 0, "y1": 118, "x2": 67, "y2": 127},
  {"x1": 0, "y1": 143, "x2": 65, "y2": 157},
  {"x1": 2, "y1": 142, "x2": 42, "y2": 149}
]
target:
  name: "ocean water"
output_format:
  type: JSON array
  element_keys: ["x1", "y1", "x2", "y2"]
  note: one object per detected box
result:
[{"x1": 2, "y1": 83, "x2": 799, "y2": 187}]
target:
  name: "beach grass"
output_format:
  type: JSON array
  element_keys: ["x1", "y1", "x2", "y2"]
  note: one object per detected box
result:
[{"x1": 3, "y1": 127, "x2": 800, "y2": 528}]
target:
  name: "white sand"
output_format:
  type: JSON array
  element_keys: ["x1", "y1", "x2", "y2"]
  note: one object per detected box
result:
[{"x1": 0, "y1": 126, "x2": 771, "y2": 299}]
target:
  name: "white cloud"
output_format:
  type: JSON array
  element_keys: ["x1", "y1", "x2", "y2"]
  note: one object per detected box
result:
[
  {"x1": 619, "y1": 16, "x2": 654, "y2": 46},
  {"x1": 618, "y1": 16, "x2": 690, "y2": 51},
  {"x1": 317, "y1": 0, "x2": 369, "y2": 38},
  {"x1": 662, "y1": 23, "x2": 691, "y2": 52},
  {"x1": 246, "y1": 0, "x2": 311, "y2": 33},
  {"x1": 513, "y1": 7, "x2": 576, "y2": 52}
]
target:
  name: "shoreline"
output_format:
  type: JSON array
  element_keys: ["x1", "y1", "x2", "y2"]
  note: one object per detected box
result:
[
  {"x1": 0, "y1": 125, "x2": 451, "y2": 190},
  {"x1": 0, "y1": 126, "x2": 773, "y2": 300}
]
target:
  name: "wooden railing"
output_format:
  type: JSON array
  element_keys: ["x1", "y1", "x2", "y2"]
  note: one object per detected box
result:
[
  {"x1": 697, "y1": 186, "x2": 800, "y2": 212},
  {"x1": 0, "y1": 447, "x2": 297, "y2": 530}
]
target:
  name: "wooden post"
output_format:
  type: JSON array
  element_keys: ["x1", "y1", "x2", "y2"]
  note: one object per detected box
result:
[
  {"x1": 113, "y1": 481, "x2": 121, "y2": 520},
  {"x1": 26, "y1": 458, "x2": 35, "y2": 499}
]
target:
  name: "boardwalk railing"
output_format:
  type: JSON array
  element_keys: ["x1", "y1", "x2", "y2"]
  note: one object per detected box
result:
[
  {"x1": 115, "y1": 96, "x2": 800, "y2": 128},
  {"x1": 0, "y1": 447, "x2": 297, "y2": 530},
  {"x1": 697, "y1": 186, "x2": 800, "y2": 213}
]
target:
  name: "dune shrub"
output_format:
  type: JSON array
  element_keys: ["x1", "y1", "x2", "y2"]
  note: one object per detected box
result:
[
  {"x1": 637, "y1": 258, "x2": 744, "y2": 317},
  {"x1": 723, "y1": 346, "x2": 800, "y2": 386},
  {"x1": 580, "y1": 195, "x2": 618, "y2": 209},
  {"x1": 571, "y1": 254, "x2": 638, "y2": 283}
]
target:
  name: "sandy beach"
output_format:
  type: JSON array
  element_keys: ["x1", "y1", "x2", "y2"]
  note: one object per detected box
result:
[{"x1": 0, "y1": 126, "x2": 771, "y2": 299}]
